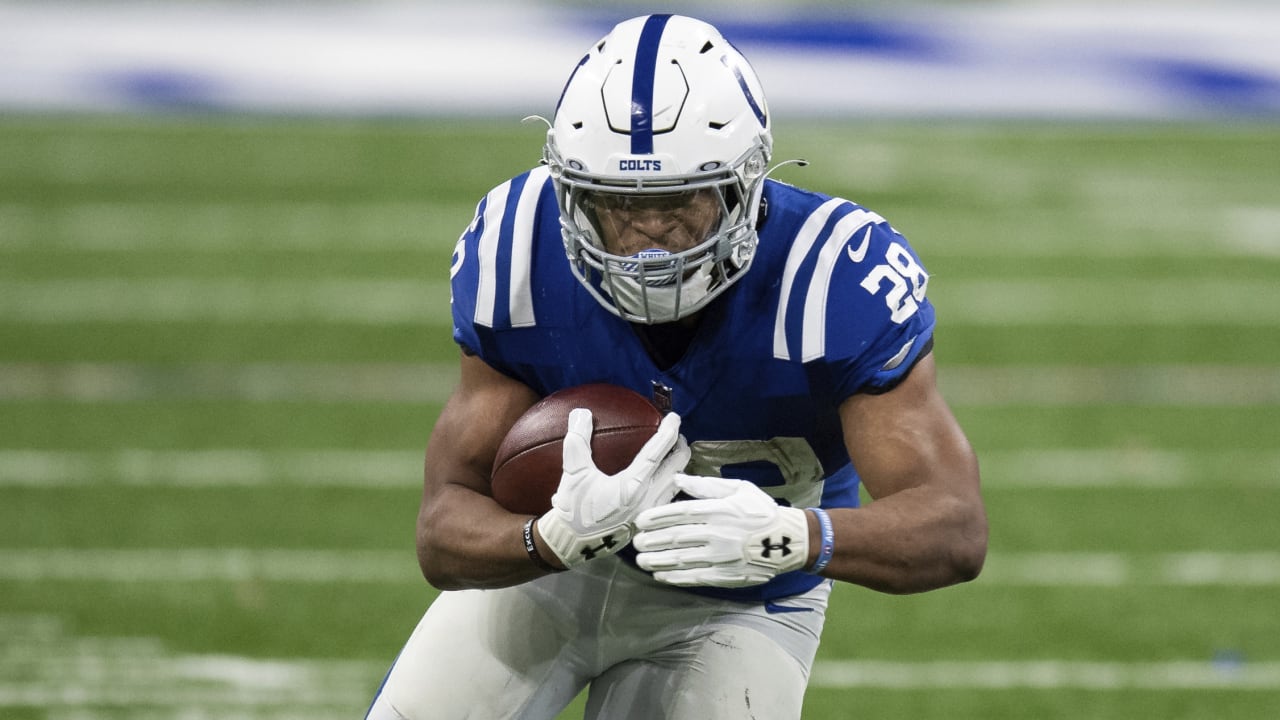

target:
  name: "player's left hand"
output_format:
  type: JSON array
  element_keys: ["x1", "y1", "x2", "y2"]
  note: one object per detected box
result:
[{"x1": 633, "y1": 474, "x2": 811, "y2": 588}]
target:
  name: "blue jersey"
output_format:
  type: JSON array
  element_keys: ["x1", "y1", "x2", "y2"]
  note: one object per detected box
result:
[{"x1": 450, "y1": 167, "x2": 936, "y2": 602}]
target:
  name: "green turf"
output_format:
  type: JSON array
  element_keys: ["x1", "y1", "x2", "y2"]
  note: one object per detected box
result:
[
  {"x1": 2, "y1": 116, "x2": 1278, "y2": 719},
  {"x1": 0, "y1": 486, "x2": 415, "y2": 548}
]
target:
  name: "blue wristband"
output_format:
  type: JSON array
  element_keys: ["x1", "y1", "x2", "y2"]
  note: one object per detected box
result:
[{"x1": 807, "y1": 507, "x2": 835, "y2": 574}]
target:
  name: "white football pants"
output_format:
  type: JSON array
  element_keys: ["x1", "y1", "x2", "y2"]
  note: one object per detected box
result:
[{"x1": 364, "y1": 557, "x2": 830, "y2": 720}]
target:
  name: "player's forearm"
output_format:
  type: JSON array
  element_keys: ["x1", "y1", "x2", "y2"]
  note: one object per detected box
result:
[
  {"x1": 416, "y1": 483, "x2": 551, "y2": 591},
  {"x1": 818, "y1": 486, "x2": 987, "y2": 594}
]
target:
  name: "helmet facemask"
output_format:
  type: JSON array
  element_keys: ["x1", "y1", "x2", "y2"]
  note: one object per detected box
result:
[{"x1": 548, "y1": 141, "x2": 769, "y2": 324}]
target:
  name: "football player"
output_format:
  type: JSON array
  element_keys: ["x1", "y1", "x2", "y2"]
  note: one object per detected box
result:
[{"x1": 366, "y1": 14, "x2": 987, "y2": 720}]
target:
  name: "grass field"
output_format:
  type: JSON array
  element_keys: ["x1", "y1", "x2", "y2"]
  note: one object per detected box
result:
[{"x1": 2, "y1": 115, "x2": 1279, "y2": 719}]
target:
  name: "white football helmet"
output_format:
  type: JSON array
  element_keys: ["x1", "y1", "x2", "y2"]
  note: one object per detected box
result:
[{"x1": 544, "y1": 14, "x2": 773, "y2": 324}]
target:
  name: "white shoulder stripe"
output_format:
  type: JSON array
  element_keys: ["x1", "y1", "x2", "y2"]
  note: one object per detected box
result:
[
  {"x1": 801, "y1": 208, "x2": 885, "y2": 361},
  {"x1": 772, "y1": 198, "x2": 846, "y2": 360},
  {"x1": 508, "y1": 166, "x2": 551, "y2": 328},
  {"x1": 472, "y1": 167, "x2": 551, "y2": 329},
  {"x1": 473, "y1": 179, "x2": 511, "y2": 328}
]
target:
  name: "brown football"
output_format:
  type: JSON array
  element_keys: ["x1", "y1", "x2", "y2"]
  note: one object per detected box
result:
[{"x1": 490, "y1": 384, "x2": 663, "y2": 515}]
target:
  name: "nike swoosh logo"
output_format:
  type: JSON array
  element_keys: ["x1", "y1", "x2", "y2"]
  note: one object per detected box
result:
[
  {"x1": 764, "y1": 601, "x2": 814, "y2": 615},
  {"x1": 846, "y1": 226, "x2": 873, "y2": 263}
]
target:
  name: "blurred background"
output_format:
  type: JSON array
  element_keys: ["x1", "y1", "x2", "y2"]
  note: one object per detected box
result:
[{"x1": 2, "y1": 1, "x2": 1278, "y2": 718}]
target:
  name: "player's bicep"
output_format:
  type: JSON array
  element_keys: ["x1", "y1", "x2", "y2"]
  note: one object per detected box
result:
[
  {"x1": 840, "y1": 354, "x2": 978, "y2": 502},
  {"x1": 422, "y1": 352, "x2": 540, "y2": 499}
]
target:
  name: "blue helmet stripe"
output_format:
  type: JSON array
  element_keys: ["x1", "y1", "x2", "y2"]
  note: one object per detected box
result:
[
  {"x1": 630, "y1": 14, "x2": 672, "y2": 155},
  {"x1": 554, "y1": 53, "x2": 591, "y2": 117},
  {"x1": 722, "y1": 56, "x2": 768, "y2": 127}
]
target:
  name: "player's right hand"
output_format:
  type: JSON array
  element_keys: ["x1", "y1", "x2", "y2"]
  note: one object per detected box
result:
[
  {"x1": 633, "y1": 473, "x2": 812, "y2": 587},
  {"x1": 536, "y1": 409, "x2": 689, "y2": 569}
]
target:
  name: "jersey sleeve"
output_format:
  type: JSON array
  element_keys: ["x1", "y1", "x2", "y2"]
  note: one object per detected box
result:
[
  {"x1": 771, "y1": 200, "x2": 935, "y2": 401},
  {"x1": 450, "y1": 194, "x2": 487, "y2": 357},
  {"x1": 448, "y1": 167, "x2": 555, "y2": 377},
  {"x1": 828, "y1": 217, "x2": 935, "y2": 397}
]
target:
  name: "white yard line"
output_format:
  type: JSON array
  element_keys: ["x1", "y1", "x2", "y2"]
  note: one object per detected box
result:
[
  {"x1": 0, "y1": 448, "x2": 423, "y2": 487},
  {"x1": 940, "y1": 365, "x2": 1280, "y2": 407},
  {"x1": 977, "y1": 448, "x2": 1280, "y2": 488},
  {"x1": 0, "y1": 279, "x2": 452, "y2": 325},
  {"x1": 1, "y1": 549, "x2": 1278, "y2": 587},
  {"x1": 3, "y1": 363, "x2": 1279, "y2": 406},
  {"x1": 1, "y1": 447, "x2": 1276, "y2": 489},
  {"x1": 3, "y1": 278, "x2": 1280, "y2": 326},
  {"x1": 2, "y1": 200, "x2": 1277, "y2": 258},
  {"x1": 0, "y1": 616, "x2": 378, "y2": 712},
  {"x1": 4, "y1": 200, "x2": 1276, "y2": 257},
  {"x1": 0, "y1": 201, "x2": 466, "y2": 252},
  {"x1": 935, "y1": 278, "x2": 1280, "y2": 326},
  {"x1": 810, "y1": 659, "x2": 1280, "y2": 690},
  {"x1": 0, "y1": 362, "x2": 459, "y2": 403},
  {"x1": 0, "y1": 548, "x2": 415, "y2": 583},
  {"x1": 982, "y1": 552, "x2": 1280, "y2": 587}
]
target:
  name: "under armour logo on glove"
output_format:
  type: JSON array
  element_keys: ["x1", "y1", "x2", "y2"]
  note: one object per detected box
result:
[
  {"x1": 760, "y1": 536, "x2": 793, "y2": 558},
  {"x1": 580, "y1": 535, "x2": 619, "y2": 561}
]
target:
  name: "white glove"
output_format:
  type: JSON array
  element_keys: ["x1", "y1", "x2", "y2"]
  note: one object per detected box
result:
[
  {"x1": 537, "y1": 409, "x2": 690, "y2": 569},
  {"x1": 633, "y1": 473, "x2": 811, "y2": 588}
]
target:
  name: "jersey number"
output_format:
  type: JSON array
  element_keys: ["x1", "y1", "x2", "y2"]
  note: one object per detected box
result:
[
  {"x1": 860, "y1": 242, "x2": 929, "y2": 324},
  {"x1": 685, "y1": 438, "x2": 825, "y2": 509}
]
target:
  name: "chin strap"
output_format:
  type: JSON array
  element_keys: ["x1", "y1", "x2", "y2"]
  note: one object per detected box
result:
[{"x1": 603, "y1": 263, "x2": 713, "y2": 324}]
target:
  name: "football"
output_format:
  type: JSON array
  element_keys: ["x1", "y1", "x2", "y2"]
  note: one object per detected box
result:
[{"x1": 491, "y1": 383, "x2": 663, "y2": 515}]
